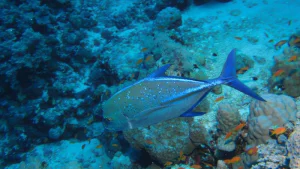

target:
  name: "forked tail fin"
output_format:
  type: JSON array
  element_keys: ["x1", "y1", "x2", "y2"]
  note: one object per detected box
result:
[{"x1": 219, "y1": 49, "x2": 266, "y2": 102}]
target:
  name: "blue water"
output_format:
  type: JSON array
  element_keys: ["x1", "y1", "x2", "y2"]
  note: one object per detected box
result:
[{"x1": 0, "y1": 0, "x2": 299, "y2": 169}]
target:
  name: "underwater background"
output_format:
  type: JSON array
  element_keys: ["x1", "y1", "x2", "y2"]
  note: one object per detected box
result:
[{"x1": 0, "y1": 0, "x2": 299, "y2": 169}]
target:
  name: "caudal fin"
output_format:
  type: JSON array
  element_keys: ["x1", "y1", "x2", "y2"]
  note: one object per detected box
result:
[{"x1": 219, "y1": 49, "x2": 266, "y2": 102}]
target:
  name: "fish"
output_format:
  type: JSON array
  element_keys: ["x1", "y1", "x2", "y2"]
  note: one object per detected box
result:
[
  {"x1": 273, "y1": 69, "x2": 284, "y2": 77},
  {"x1": 293, "y1": 37, "x2": 300, "y2": 44},
  {"x1": 141, "y1": 48, "x2": 148, "y2": 52},
  {"x1": 224, "y1": 139, "x2": 233, "y2": 145},
  {"x1": 264, "y1": 32, "x2": 269, "y2": 38},
  {"x1": 215, "y1": 96, "x2": 224, "y2": 102},
  {"x1": 270, "y1": 127, "x2": 286, "y2": 136},
  {"x1": 288, "y1": 36, "x2": 300, "y2": 47},
  {"x1": 288, "y1": 55, "x2": 297, "y2": 62},
  {"x1": 191, "y1": 164, "x2": 202, "y2": 169},
  {"x1": 288, "y1": 20, "x2": 292, "y2": 26},
  {"x1": 202, "y1": 162, "x2": 213, "y2": 167},
  {"x1": 225, "y1": 131, "x2": 233, "y2": 140},
  {"x1": 87, "y1": 118, "x2": 94, "y2": 125},
  {"x1": 237, "y1": 66, "x2": 249, "y2": 74},
  {"x1": 274, "y1": 40, "x2": 287, "y2": 49},
  {"x1": 136, "y1": 58, "x2": 144, "y2": 65},
  {"x1": 178, "y1": 150, "x2": 186, "y2": 161},
  {"x1": 239, "y1": 67, "x2": 249, "y2": 71},
  {"x1": 146, "y1": 139, "x2": 153, "y2": 144},
  {"x1": 164, "y1": 161, "x2": 173, "y2": 166},
  {"x1": 96, "y1": 144, "x2": 103, "y2": 148},
  {"x1": 136, "y1": 55, "x2": 153, "y2": 66},
  {"x1": 102, "y1": 49, "x2": 266, "y2": 131},
  {"x1": 246, "y1": 146, "x2": 258, "y2": 155},
  {"x1": 224, "y1": 156, "x2": 241, "y2": 164},
  {"x1": 145, "y1": 55, "x2": 153, "y2": 61},
  {"x1": 82, "y1": 144, "x2": 86, "y2": 150},
  {"x1": 234, "y1": 122, "x2": 246, "y2": 131},
  {"x1": 112, "y1": 144, "x2": 118, "y2": 147},
  {"x1": 268, "y1": 39, "x2": 274, "y2": 43},
  {"x1": 234, "y1": 37, "x2": 242, "y2": 40}
]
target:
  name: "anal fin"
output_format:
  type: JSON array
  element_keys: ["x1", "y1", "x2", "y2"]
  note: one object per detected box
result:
[{"x1": 180, "y1": 111, "x2": 206, "y2": 117}]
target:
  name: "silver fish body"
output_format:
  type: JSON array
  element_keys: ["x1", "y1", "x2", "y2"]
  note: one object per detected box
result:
[
  {"x1": 102, "y1": 49, "x2": 265, "y2": 131},
  {"x1": 103, "y1": 77, "x2": 220, "y2": 131}
]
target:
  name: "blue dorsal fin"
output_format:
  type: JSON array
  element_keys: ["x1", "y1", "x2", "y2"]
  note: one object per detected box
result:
[{"x1": 148, "y1": 64, "x2": 171, "y2": 78}]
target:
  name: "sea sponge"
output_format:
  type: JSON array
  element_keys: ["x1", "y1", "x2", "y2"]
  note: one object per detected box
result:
[
  {"x1": 247, "y1": 94, "x2": 297, "y2": 145},
  {"x1": 217, "y1": 103, "x2": 241, "y2": 134},
  {"x1": 287, "y1": 126, "x2": 300, "y2": 169}
]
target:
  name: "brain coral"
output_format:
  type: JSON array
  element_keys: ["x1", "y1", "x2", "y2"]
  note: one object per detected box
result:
[
  {"x1": 217, "y1": 103, "x2": 241, "y2": 134},
  {"x1": 287, "y1": 126, "x2": 300, "y2": 169},
  {"x1": 247, "y1": 94, "x2": 297, "y2": 145}
]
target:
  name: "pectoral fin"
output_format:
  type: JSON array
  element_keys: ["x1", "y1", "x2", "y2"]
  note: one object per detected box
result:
[
  {"x1": 147, "y1": 64, "x2": 171, "y2": 78},
  {"x1": 132, "y1": 105, "x2": 170, "y2": 119},
  {"x1": 179, "y1": 88, "x2": 212, "y2": 118}
]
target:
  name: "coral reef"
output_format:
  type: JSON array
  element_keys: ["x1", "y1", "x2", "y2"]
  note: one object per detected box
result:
[
  {"x1": 217, "y1": 103, "x2": 241, "y2": 135},
  {"x1": 287, "y1": 126, "x2": 300, "y2": 169},
  {"x1": 268, "y1": 34, "x2": 300, "y2": 97},
  {"x1": 4, "y1": 139, "x2": 111, "y2": 169},
  {"x1": 123, "y1": 118, "x2": 210, "y2": 164},
  {"x1": 111, "y1": 152, "x2": 133, "y2": 169},
  {"x1": 247, "y1": 94, "x2": 297, "y2": 145},
  {"x1": 154, "y1": 7, "x2": 182, "y2": 30},
  {"x1": 250, "y1": 140, "x2": 288, "y2": 169},
  {"x1": 217, "y1": 135, "x2": 236, "y2": 152}
]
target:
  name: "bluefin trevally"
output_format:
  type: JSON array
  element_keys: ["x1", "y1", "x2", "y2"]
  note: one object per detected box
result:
[{"x1": 102, "y1": 49, "x2": 265, "y2": 131}]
